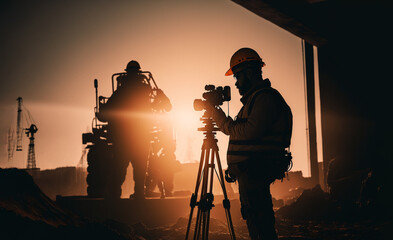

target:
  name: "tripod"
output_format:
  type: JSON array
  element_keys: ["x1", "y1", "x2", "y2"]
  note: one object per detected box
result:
[{"x1": 185, "y1": 110, "x2": 236, "y2": 240}]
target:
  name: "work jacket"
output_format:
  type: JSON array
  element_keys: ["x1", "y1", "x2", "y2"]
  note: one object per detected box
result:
[{"x1": 215, "y1": 79, "x2": 292, "y2": 165}]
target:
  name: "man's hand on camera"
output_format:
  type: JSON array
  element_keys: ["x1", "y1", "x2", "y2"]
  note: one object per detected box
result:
[
  {"x1": 214, "y1": 107, "x2": 226, "y2": 126},
  {"x1": 206, "y1": 103, "x2": 226, "y2": 127}
]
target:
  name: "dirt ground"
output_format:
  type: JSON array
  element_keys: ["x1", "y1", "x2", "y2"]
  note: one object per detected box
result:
[
  {"x1": 125, "y1": 215, "x2": 389, "y2": 240},
  {"x1": 1, "y1": 168, "x2": 390, "y2": 240}
]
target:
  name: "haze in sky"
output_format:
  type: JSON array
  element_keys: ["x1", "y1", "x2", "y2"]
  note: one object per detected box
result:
[{"x1": 0, "y1": 0, "x2": 311, "y2": 176}]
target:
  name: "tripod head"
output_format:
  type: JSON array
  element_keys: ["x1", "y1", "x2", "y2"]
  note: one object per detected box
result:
[{"x1": 197, "y1": 109, "x2": 220, "y2": 137}]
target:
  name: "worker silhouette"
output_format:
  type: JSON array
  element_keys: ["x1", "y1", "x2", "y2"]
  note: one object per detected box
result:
[
  {"x1": 209, "y1": 48, "x2": 293, "y2": 240},
  {"x1": 145, "y1": 119, "x2": 181, "y2": 198},
  {"x1": 98, "y1": 60, "x2": 171, "y2": 200}
]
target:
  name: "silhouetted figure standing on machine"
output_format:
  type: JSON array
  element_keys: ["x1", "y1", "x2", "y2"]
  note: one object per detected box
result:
[
  {"x1": 98, "y1": 60, "x2": 171, "y2": 200},
  {"x1": 209, "y1": 48, "x2": 293, "y2": 240}
]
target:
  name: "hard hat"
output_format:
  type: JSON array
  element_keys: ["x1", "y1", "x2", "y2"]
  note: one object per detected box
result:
[
  {"x1": 225, "y1": 48, "x2": 265, "y2": 76},
  {"x1": 125, "y1": 60, "x2": 141, "y2": 72}
]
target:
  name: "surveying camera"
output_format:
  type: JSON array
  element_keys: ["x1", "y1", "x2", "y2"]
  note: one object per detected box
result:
[
  {"x1": 193, "y1": 85, "x2": 231, "y2": 111},
  {"x1": 185, "y1": 86, "x2": 236, "y2": 240}
]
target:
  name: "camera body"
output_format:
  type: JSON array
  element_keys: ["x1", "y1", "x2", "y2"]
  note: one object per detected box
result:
[{"x1": 194, "y1": 85, "x2": 231, "y2": 111}]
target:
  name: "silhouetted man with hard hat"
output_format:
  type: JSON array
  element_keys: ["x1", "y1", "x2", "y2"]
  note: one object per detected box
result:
[
  {"x1": 209, "y1": 48, "x2": 293, "y2": 239},
  {"x1": 99, "y1": 60, "x2": 171, "y2": 200}
]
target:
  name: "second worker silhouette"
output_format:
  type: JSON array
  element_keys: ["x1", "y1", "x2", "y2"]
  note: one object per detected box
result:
[{"x1": 98, "y1": 60, "x2": 171, "y2": 200}]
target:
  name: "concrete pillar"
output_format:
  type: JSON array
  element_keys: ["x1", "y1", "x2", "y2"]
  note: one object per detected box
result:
[{"x1": 303, "y1": 41, "x2": 319, "y2": 186}]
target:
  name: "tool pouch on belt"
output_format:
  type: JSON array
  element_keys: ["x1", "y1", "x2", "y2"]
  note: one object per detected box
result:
[
  {"x1": 225, "y1": 169, "x2": 237, "y2": 183},
  {"x1": 270, "y1": 150, "x2": 292, "y2": 181}
]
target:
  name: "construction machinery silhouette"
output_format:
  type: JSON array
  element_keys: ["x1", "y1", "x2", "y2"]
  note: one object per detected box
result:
[{"x1": 82, "y1": 69, "x2": 172, "y2": 198}]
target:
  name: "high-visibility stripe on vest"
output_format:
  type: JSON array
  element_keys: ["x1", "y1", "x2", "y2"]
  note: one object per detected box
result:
[{"x1": 227, "y1": 87, "x2": 292, "y2": 164}]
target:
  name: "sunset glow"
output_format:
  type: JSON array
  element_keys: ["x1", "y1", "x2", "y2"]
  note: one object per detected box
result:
[{"x1": 1, "y1": 0, "x2": 311, "y2": 176}]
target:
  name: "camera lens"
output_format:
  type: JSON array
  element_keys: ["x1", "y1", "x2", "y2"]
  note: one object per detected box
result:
[{"x1": 193, "y1": 99, "x2": 205, "y2": 111}]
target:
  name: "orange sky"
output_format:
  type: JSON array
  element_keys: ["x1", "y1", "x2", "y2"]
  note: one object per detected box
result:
[{"x1": 0, "y1": 0, "x2": 314, "y2": 176}]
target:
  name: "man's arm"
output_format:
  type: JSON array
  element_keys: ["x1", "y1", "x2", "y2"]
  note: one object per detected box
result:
[
  {"x1": 213, "y1": 93, "x2": 281, "y2": 139},
  {"x1": 152, "y1": 89, "x2": 172, "y2": 112}
]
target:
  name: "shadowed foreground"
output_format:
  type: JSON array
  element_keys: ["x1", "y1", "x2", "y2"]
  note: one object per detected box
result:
[{"x1": 0, "y1": 168, "x2": 389, "y2": 240}]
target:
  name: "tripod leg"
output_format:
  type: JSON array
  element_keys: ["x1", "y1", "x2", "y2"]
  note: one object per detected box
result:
[
  {"x1": 185, "y1": 203, "x2": 195, "y2": 240},
  {"x1": 208, "y1": 148, "x2": 215, "y2": 197},
  {"x1": 205, "y1": 210, "x2": 211, "y2": 240},
  {"x1": 194, "y1": 146, "x2": 207, "y2": 194},
  {"x1": 198, "y1": 147, "x2": 211, "y2": 240},
  {"x1": 185, "y1": 148, "x2": 206, "y2": 240},
  {"x1": 224, "y1": 204, "x2": 236, "y2": 240},
  {"x1": 201, "y1": 211, "x2": 206, "y2": 240},
  {"x1": 214, "y1": 150, "x2": 236, "y2": 240},
  {"x1": 194, "y1": 208, "x2": 203, "y2": 240},
  {"x1": 200, "y1": 147, "x2": 211, "y2": 200},
  {"x1": 187, "y1": 142, "x2": 212, "y2": 240},
  {"x1": 202, "y1": 147, "x2": 216, "y2": 240}
]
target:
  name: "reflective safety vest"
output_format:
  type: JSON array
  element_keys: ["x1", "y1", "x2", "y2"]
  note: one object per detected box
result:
[{"x1": 227, "y1": 87, "x2": 293, "y2": 164}]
